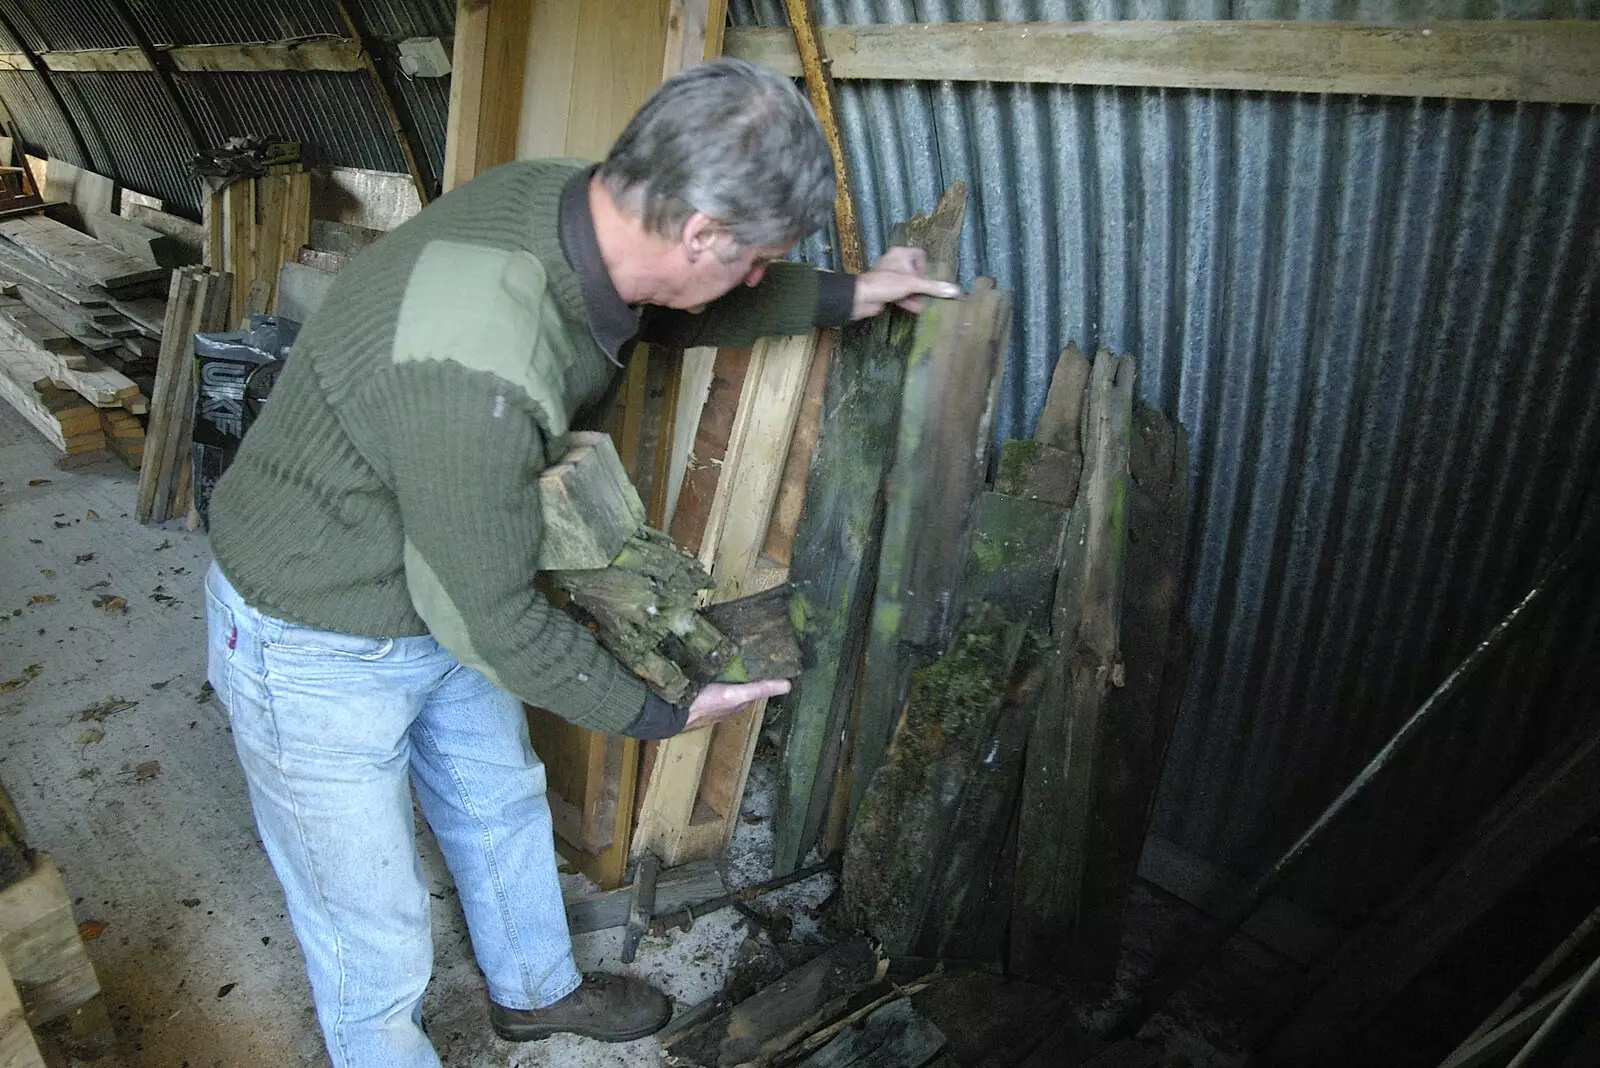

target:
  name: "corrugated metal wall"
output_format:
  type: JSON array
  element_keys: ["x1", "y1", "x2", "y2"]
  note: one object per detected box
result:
[
  {"x1": 0, "y1": 0, "x2": 451, "y2": 217},
  {"x1": 733, "y1": 0, "x2": 1600, "y2": 919}
]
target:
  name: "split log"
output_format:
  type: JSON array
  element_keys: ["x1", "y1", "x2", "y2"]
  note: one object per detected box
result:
[
  {"x1": 1010, "y1": 348, "x2": 1135, "y2": 981},
  {"x1": 773, "y1": 186, "x2": 969, "y2": 874}
]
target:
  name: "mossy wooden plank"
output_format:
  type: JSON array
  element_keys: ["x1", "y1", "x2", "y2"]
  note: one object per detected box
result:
[
  {"x1": 996, "y1": 438, "x2": 1081, "y2": 509},
  {"x1": 772, "y1": 187, "x2": 968, "y2": 875},
  {"x1": 840, "y1": 608, "x2": 1027, "y2": 954},
  {"x1": 964, "y1": 491, "x2": 1065, "y2": 631},
  {"x1": 1071, "y1": 402, "x2": 1191, "y2": 980},
  {"x1": 852, "y1": 281, "x2": 1011, "y2": 818},
  {"x1": 1010, "y1": 348, "x2": 1135, "y2": 981}
]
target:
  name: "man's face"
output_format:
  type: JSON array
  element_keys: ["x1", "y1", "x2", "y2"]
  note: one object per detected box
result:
[{"x1": 670, "y1": 224, "x2": 794, "y2": 312}]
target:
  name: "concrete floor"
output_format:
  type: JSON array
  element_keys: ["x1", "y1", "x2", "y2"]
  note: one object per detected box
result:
[{"x1": 0, "y1": 404, "x2": 826, "y2": 1067}]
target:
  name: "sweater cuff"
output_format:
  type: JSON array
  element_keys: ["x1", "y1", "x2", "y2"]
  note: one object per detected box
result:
[
  {"x1": 814, "y1": 270, "x2": 856, "y2": 328},
  {"x1": 623, "y1": 693, "x2": 691, "y2": 739}
]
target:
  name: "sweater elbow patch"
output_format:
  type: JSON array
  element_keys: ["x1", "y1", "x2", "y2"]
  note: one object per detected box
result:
[{"x1": 392, "y1": 240, "x2": 572, "y2": 439}]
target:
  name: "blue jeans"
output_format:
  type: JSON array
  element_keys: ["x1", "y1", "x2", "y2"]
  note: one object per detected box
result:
[{"x1": 205, "y1": 564, "x2": 582, "y2": 1068}]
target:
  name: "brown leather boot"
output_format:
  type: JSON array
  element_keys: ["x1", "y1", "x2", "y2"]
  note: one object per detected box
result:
[{"x1": 489, "y1": 973, "x2": 673, "y2": 1043}]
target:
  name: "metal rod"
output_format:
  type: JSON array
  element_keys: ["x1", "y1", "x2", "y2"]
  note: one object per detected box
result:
[
  {"x1": 1106, "y1": 520, "x2": 1599, "y2": 1040},
  {"x1": 0, "y1": 8, "x2": 95, "y2": 169},
  {"x1": 1504, "y1": 950, "x2": 1600, "y2": 1068},
  {"x1": 103, "y1": 0, "x2": 206, "y2": 157}
]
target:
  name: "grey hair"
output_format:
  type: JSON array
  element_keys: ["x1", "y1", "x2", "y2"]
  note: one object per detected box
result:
[{"x1": 599, "y1": 58, "x2": 835, "y2": 249}]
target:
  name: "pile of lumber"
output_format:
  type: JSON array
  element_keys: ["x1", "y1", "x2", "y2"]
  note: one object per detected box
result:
[
  {"x1": 0, "y1": 211, "x2": 168, "y2": 464},
  {"x1": 205, "y1": 166, "x2": 311, "y2": 325}
]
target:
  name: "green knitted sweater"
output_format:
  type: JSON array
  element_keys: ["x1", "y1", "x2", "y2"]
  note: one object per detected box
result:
[{"x1": 209, "y1": 159, "x2": 847, "y2": 733}]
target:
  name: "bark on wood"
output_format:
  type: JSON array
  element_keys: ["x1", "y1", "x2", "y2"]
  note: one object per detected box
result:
[
  {"x1": 662, "y1": 937, "x2": 884, "y2": 1068},
  {"x1": 853, "y1": 280, "x2": 1011, "y2": 819},
  {"x1": 1010, "y1": 348, "x2": 1134, "y2": 981},
  {"x1": 1270, "y1": 715, "x2": 1600, "y2": 1067}
]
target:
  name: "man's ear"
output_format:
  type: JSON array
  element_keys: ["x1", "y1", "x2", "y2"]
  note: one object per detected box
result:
[{"x1": 680, "y1": 212, "x2": 720, "y2": 262}]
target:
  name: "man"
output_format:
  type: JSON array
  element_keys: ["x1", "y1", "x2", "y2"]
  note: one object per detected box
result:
[{"x1": 203, "y1": 58, "x2": 955, "y2": 1067}]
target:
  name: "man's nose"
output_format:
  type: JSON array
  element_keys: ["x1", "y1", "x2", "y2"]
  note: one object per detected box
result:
[{"x1": 744, "y1": 264, "x2": 767, "y2": 287}]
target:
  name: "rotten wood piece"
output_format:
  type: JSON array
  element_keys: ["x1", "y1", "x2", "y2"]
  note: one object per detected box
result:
[
  {"x1": 662, "y1": 937, "x2": 885, "y2": 1068},
  {"x1": 793, "y1": 996, "x2": 945, "y2": 1068},
  {"x1": 773, "y1": 185, "x2": 968, "y2": 875},
  {"x1": 841, "y1": 608, "x2": 1036, "y2": 957},
  {"x1": 621, "y1": 852, "x2": 660, "y2": 964},
  {"x1": 852, "y1": 278, "x2": 1011, "y2": 819},
  {"x1": 1010, "y1": 348, "x2": 1135, "y2": 981},
  {"x1": 701, "y1": 585, "x2": 802, "y2": 682},
  {"x1": 1071, "y1": 399, "x2": 1192, "y2": 981},
  {"x1": 538, "y1": 431, "x2": 648, "y2": 570}
]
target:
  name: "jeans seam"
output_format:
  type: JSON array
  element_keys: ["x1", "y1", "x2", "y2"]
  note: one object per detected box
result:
[
  {"x1": 263, "y1": 660, "x2": 355, "y2": 1065},
  {"x1": 414, "y1": 721, "x2": 538, "y2": 1002}
]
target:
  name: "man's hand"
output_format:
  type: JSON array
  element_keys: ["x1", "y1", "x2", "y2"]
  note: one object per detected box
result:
[
  {"x1": 684, "y1": 678, "x2": 792, "y2": 731},
  {"x1": 851, "y1": 246, "x2": 961, "y2": 319}
]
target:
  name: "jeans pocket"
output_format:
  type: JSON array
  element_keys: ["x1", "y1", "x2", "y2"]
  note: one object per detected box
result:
[
  {"x1": 268, "y1": 623, "x2": 395, "y2": 661},
  {"x1": 204, "y1": 582, "x2": 238, "y2": 700}
]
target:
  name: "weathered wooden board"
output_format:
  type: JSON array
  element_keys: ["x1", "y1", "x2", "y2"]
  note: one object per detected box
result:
[
  {"x1": 662, "y1": 936, "x2": 884, "y2": 1068},
  {"x1": 773, "y1": 186, "x2": 968, "y2": 874},
  {"x1": 82, "y1": 211, "x2": 189, "y2": 269},
  {"x1": 794, "y1": 996, "x2": 946, "y2": 1068},
  {"x1": 724, "y1": 20, "x2": 1600, "y2": 106},
  {"x1": 0, "y1": 855, "x2": 99, "y2": 1027},
  {"x1": 841, "y1": 609, "x2": 1027, "y2": 955},
  {"x1": 0, "y1": 952, "x2": 47, "y2": 1068},
  {"x1": 0, "y1": 216, "x2": 165, "y2": 292},
  {"x1": 963, "y1": 491, "x2": 1065, "y2": 632},
  {"x1": 564, "y1": 858, "x2": 723, "y2": 936},
  {"x1": 852, "y1": 280, "x2": 1011, "y2": 817},
  {"x1": 1010, "y1": 348, "x2": 1134, "y2": 981},
  {"x1": 1071, "y1": 400, "x2": 1191, "y2": 980}
]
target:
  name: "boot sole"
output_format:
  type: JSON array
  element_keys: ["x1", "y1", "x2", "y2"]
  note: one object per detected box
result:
[{"x1": 491, "y1": 1015, "x2": 670, "y2": 1044}]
